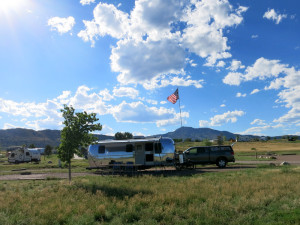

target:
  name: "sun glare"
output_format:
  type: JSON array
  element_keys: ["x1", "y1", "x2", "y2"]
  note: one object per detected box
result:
[{"x1": 0, "y1": 0, "x2": 27, "y2": 14}]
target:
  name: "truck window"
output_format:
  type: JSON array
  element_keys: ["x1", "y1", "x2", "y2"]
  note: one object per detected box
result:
[
  {"x1": 211, "y1": 147, "x2": 220, "y2": 151},
  {"x1": 220, "y1": 146, "x2": 231, "y2": 151},
  {"x1": 189, "y1": 148, "x2": 198, "y2": 154},
  {"x1": 197, "y1": 147, "x2": 206, "y2": 153},
  {"x1": 98, "y1": 146, "x2": 105, "y2": 154}
]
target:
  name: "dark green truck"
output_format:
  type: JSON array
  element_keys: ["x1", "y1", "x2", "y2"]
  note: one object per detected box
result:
[{"x1": 175, "y1": 145, "x2": 235, "y2": 169}]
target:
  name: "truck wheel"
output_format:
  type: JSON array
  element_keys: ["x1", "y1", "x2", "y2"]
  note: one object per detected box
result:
[{"x1": 217, "y1": 158, "x2": 227, "y2": 168}]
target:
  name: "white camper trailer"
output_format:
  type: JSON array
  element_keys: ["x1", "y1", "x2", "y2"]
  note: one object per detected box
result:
[{"x1": 8, "y1": 147, "x2": 41, "y2": 163}]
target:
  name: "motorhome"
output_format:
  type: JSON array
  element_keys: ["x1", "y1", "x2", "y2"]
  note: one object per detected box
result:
[
  {"x1": 8, "y1": 147, "x2": 41, "y2": 163},
  {"x1": 87, "y1": 137, "x2": 175, "y2": 170}
]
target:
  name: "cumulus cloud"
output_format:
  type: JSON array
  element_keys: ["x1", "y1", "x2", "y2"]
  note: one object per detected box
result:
[
  {"x1": 236, "y1": 92, "x2": 246, "y2": 98},
  {"x1": 111, "y1": 39, "x2": 186, "y2": 85},
  {"x1": 222, "y1": 72, "x2": 243, "y2": 86},
  {"x1": 113, "y1": 87, "x2": 139, "y2": 99},
  {"x1": 250, "y1": 89, "x2": 260, "y2": 95},
  {"x1": 240, "y1": 124, "x2": 284, "y2": 135},
  {"x1": 251, "y1": 119, "x2": 266, "y2": 126},
  {"x1": 109, "y1": 101, "x2": 188, "y2": 127},
  {"x1": 263, "y1": 9, "x2": 287, "y2": 24},
  {"x1": 223, "y1": 57, "x2": 288, "y2": 86},
  {"x1": 199, "y1": 110, "x2": 245, "y2": 127},
  {"x1": 99, "y1": 89, "x2": 114, "y2": 101},
  {"x1": 78, "y1": 0, "x2": 247, "y2": 87},
  {"x1": 227, "y1": 59, "x2": 245, "y2": 71},
  {"x1": 48, "y1": 16, "x2": 75, "y2": 34},
  {"x1": 223, "y1": 56, "x2": 300, "y2": 127},
  {"x1": 80, "y1": 0, "x2": 95, "y2": 6},
  {"x1": 0, "y1": 85, "x2": 189, "y2": 130},
  {"x1": 142, "y1": 75, "x2": 203, "y2": 90}
]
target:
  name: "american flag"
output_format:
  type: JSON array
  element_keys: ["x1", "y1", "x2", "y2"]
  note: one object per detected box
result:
[{"x1": 167, "y1": 88, "x2": 179, "y2": 104}]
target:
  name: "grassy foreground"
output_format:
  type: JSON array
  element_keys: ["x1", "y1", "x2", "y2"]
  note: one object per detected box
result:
[{"x1": 1, "y1": 167, "x2": 300, "y2": 224}]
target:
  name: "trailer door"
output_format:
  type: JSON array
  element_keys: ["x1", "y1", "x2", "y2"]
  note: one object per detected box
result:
[{"x1": 135, "y1": 144, "x2": 144, "y2": 165}]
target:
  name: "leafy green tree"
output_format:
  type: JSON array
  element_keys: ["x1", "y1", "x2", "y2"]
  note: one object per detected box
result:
[
  {"x1": 58, "y1": 105, "x2": 102, "y2": 182},
  {"x1": 204, "y1": 139, "x2": 212, "y2": 146},
  {"x1": 115, "y1": 132, "x2": 133, "y2": 140},
  {"x1": 44, "y1": 145, "x2": 53, "y2": 157},
  {"x1": 29, "y1": 144, "x2": 36, "y2": 148},
  {"x1": 217, "y1": 135, "x2": 224, "y2": 146}
]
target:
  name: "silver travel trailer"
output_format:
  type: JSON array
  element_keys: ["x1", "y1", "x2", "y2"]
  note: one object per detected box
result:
[{"x1": 87, "y1": 137, "x2": 175, "y2": 170}]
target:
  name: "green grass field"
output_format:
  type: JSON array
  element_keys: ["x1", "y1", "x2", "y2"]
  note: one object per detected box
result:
[
  {"x1": 1, "y1": 167, "x2": 300, "y2": 224},
  {"x1": 1, "y1": 141, "x2": 300, "y2": 224}
]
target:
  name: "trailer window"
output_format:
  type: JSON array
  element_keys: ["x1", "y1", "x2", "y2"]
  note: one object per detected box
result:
[
  {"x1": 98, "y1": 146, "x2": 105, "y2": 154},
  {"x1": 126, "y1": 144, "x2": 133, "y2": 152},
  {"x1": 26, "y1": 152, "x2": 30, "y2": 156},
  {"x1": 145, "y1": 143, "x2": 153, "y2": 151},
  {"x1": 154, "y1": 143, "x2": 162, "y2": 154},
  {"x1": 11, "y1": 153, "x2": 15, "y2": 157}
]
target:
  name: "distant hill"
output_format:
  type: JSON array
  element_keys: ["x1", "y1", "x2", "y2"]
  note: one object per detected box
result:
[
  {"x1": 155, "y1": 126, "x2": 258, "y2": 141},
  {"x1": 0, "y1": 128, "x2": 113, "y2": 149},
  {"x1": 0, "y1": 127, "x2": 262, "y2": 150}
]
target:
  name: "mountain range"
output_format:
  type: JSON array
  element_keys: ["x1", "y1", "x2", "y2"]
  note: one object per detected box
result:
[{"x1": 0, "y1": 127, "x2": 258, "y2": 149}]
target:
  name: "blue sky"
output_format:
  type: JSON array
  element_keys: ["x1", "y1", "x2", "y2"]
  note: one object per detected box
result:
[{"x1": 0, "y1": 0, "x2": 299, "y2": 137}]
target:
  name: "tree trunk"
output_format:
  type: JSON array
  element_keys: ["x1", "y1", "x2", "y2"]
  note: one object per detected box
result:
[{"x1": 68, "y1": 160, "x2": 71, "y2": 183}]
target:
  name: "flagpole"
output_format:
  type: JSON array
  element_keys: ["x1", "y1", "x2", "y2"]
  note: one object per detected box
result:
[{"x1": 178, "y1": 88, "x2": 182, "y2": 127}]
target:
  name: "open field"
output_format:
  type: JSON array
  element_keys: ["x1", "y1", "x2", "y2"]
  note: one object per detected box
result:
[
  {"x1": 175, "y1": 140, "x2": 300, "y2": 153},
  {"x1": 1, "y1": 167, "x2": 300, "y2": 224}
]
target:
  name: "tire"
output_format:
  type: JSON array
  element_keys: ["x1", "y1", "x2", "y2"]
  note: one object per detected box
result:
[{"x1": 216, "y1": 158, "x2": 227, "y2": 168}]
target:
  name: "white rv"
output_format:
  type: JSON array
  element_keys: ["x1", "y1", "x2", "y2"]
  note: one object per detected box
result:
[{"x1": 8, "y1": 147, "x2": 41, "y2": 164}]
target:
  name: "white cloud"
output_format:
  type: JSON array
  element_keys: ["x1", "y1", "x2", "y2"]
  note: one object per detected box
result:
[
  {"x1": 182, "y1": 1, "x2": 247, "y2": 65},
  {"x1": 111, "y1": 39, "x2": 186, "y2": 85},
  {"x1": 48, "y1": 16, "x2": 75, "y2": 34},
  {"x1": 3, "y1": 123, "x2": 19, "y2": 129},
  {"x1": 250, "y1": 89, "x2": 260, "y2": 95},
  {"x1": 216, "y1": 61, "x2": 226, "y2": 67},
  {"x1": 223, "y1": 57, "x2": 288, "y2": 86},
  {"x1": 160, "y1": 101, "x2": 167, "y2": 105},
  {"x1": 69, "y1": 85, "x2": 108, "y2": 115},
  {"x1": 251, "y1": 34, "x2": 258, "y2": 39},
  {"x1": 263, "y1": 9, "x2": 287, "y2": 24},
  {"x1": 251, "y1": 119, "x2": 266, "y2": 126},
  {"x1": 236, "y1": 92, "x2": 246, "y2": 98},
  {"x1": 227, "y1": 59, "x2": 245, "y2": 71},
  {"x1": 80, "y1": 0, "x2": 95, "y2": 6},
  {"x1": 223, "y1": 57, "x2": 300, "y2": 126},
  {"x1": 142, "y1": 75, "x2": 203, "y2": 90},
  {"x1": 240, "y1": 124, "x2": 284, "y2": 135},
  {"x1": 78, "y1": 0, "x2": 247, "y2": 87},
  {"x1": 222, "y1": 72, "x2": 243, "y2": 86},
  {"x1": 199, "y1": 110, "x2": 245, "y2": 127},
  {"x1": 220, "y1": 104, "x2": 226, "y2": 107},
  {"x1": 113, "y1": 87, "x2": 139, "y2": 99},
  {"x1": 109, "y1": 101, "x2": 188, "y2": 127},
  {"x1": 99, "y1": 88, "x2": 114, "y2": 101}
]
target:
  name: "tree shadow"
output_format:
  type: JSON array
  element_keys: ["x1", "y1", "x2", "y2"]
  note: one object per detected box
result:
[{"x1": 73, "y1": 183, "x2": 152, "y2": 199}]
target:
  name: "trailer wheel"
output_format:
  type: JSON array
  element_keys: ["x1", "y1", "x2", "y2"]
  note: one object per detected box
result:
[
  {"x1": 216, "y1": 158, "x2": 227, "y2": 168},
  {"x1": 15, "y1": 160, "x2": 19, "y2": 164}
]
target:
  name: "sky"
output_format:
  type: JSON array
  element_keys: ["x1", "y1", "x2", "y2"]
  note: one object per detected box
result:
[{"x1": 0, "y1": 0, "x2": 299, "y2": 137}]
